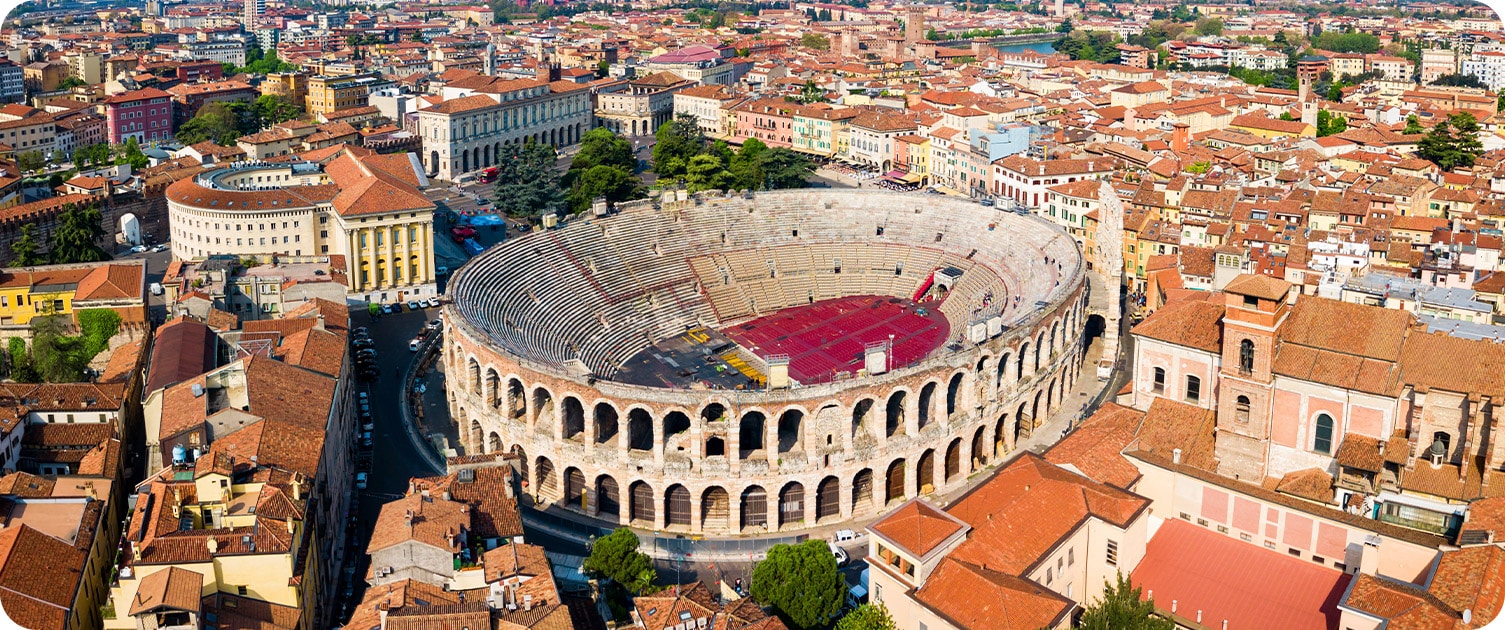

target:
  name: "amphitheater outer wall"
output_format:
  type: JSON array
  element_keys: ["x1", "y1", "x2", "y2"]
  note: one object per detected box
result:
[{"x1": 442, "y1": 193, "x2": 1090, "y2": 536}]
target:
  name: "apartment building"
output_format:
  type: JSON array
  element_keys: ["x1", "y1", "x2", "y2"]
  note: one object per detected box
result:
[
  {"x1": 418, "y1": 69, "x2": 593, "y2": 181},
  {"x1": 103, "y1": 87, "x2": 175, "y2": 144}
]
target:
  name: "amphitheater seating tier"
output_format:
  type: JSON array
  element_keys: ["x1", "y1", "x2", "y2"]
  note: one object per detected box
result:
[{"x1": 452, "y1": 191, "x2": 1082, "y2": 381}]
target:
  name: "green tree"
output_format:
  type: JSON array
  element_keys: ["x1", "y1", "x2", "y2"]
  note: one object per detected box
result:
[
  {"x1": 176, "y1": 102, "x2": 244, "y2": 145},
  {"x1": 8, "y1": 337, "x2": 36, "y2": 383},
  {"x1": 925, "y1": 27, "x2": 940, "y2": 41},
  {"x1": 10, "y1": 223, "x2": 44, "y2": 266},
  {"x1": 801, "y1": 32, "x2": 829, "y2": 50},
  {"x1": 116, "y1": 137, "x2": 148, "y2": 169},
  {"x1": 1311, "y1": 31, "x2": 1381, "y2": 54},
  {"x1": 16, "y1": 150, "x2": 45, "y2": 173},
  {"x1": 1185, "y1": 161, "x2": 1211, "y2": 174},
  {"x1": 1057, "y1": 17, "x2": 1073, "y2": 33},
  {"x1": 1430, "y1": 73, "x2": 1485, "y2": 89},
  {"x1": 581, "y1": 528, "x2": 656, "y2": 593},
  {"x1": 1194, "y1": 17, "x2": 1223, "y2": 36},
  {"x1": 1417, "y1": 111, "x2": 1484, "y2": 171},
  {"x1": 567, "y1": 164, "x2": 644, "y2": 213},
  {"x1": 569, "y1": 127, "x2": 636, "y2": 176},
  {"x1": 411, "y1": 31, "x2": 425, "y2": 42},
  {"x1": 596, "y1": 59, "x2": 610, "y2": 78},
  {"x1": 652, "y1": 114, "x2": 707, "y2": 178},
  {"x1": 684, "y1": 154, "x2": 733, "y2": 193},
  {"x1": 835, "y1": 603, "x2": 895, "y2": 630},
  {"x1": 1078, "y1": 573, "x2": 1174, "y2": 630},
  {"x1": 1278, "y1": 111, "x2": 1295, "y2": 121},
  {"x1": 728, "y1": 138, "x2": 767, "y2": 190},
  {"x1": 48, "y1": 203, "x2": 109, "y2": 264},
  {"x1": 254, "y1": 94, "x2": 301, "y2": 127},
  {"x1": 58, "y1": 76, "x2": 85, "y2": 89},
  {"x1": 791, "y1": 80, "x2": 828, "y2": 104},
  {"x1": 1403, "y1": 114, "x2": 1425, "y2": 135},
  {"x1": 1316, "y1": 109, "x2": 1347, "y2": 137},
  {"x1": 493, "y1": 139, "x2": 564, "y2": 218},
  {"x1": 751, "y1": 540, "x2": 845, "y2": 630},
  {"x1": 759, "y1": 148, "x2": 815, "y2": 189}
]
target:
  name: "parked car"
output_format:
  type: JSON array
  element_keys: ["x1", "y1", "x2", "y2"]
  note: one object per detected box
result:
[
  {"x1": 425, "y1": 319, "x2": 442, "y2": 331},
  {"x1": 407, "y1": 300, "x2": 421, "y2": 311},
  {"x1": 353, "y1": 337, "x2": 375, "y2": 348},
  {"x1": 409, "y1": 338, "x2": 423, "y2": 352},
  {"x1": 353, "y1": 327, "x2": 369, "y2": 337},
  {"x1": 355, "y1": 472, "x2": 368, "y2": 490},
  {"x1": 361, "y1": 421, "x2": 373, "y2": 432},
  {"x1": 360, "y1": 431, "x2": 373, "y2": 447},
  {"x1": 828, "y1": 541, "x2": 850, "y2": 567},
  {"x1": 385, "y1": 304, "x2": 402, "y2": 314}
]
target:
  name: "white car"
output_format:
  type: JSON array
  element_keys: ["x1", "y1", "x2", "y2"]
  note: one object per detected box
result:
[
  {"x1": 828, "y1": 541, "x2": 849, "y2": 567},
  {"x1": 355, "y1": 472, "x2": 368, "y2": 490},
  {"x1": 409, "y1": 338, "x2": 423, "y2": 352}
]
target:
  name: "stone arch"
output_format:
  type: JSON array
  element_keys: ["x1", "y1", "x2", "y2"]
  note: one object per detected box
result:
[
  {"x1": 1016, "y1": 401, "x2": 1030, "y2": 442},
  {"x1": 467, "y1": 357, "x2": 481, "y2": 393},
  {"x1": 561, "y1": 396, "x2": 585, "y2": 440},
  {"x1": 596, "y1": 475, "x2": 620, "y2": 519},
  {"x1": 488, "y1": 430, "x2": 502, "y2": 454},
  {"x1": 917, "y1": 381, "x2": 938, "y2": 430},
  {"x1": 778, "y1": 482, "x2": 805, "y2": 528},
  {"x1": 506, "y1": 377, "x2": 525, "y2": 419},
  {"x1": 885, "y1": 390, "x2": 907, "y2": 438},
  {"x1": 469, "y1": 419, "x2": 483, "y2": 453},
  {"x1": 777, "y1": 408, "x2": 805, "y2": 453},
  {"x1": 995, "y1": 352, "x2": 1010, "y2": 391},
  {"x1": 593, "y1": 402, "x2": 619, "y2": 445},
  {"x1": 1049, "y1": 321, "x2": 1060, "y2": 358},
  {"x1": 564, "y1": 467, "x2": 587, "y2": 512},
  {"x1": 531, "y1": 386, "x2": 554, "y2": 429},
  {"x1": 1034, "y1": 331, "x2": 1047, "y2": 372},
  {"x1": 629, "y1": 480, "x2": 654, "y2": 524},
  {"x1": 627, "y1": 408, "x2": 653, "y2": 451},
  {"x1": 946, "y1": 371, "x2": 964, "y2": 418},
  {"x1": 917, "y1": 449, "x2": 937, "y2": 494},
  {"x1": 665, "y1": 484, "x2": 691, "y2": 527},
  {"x1": 741, "y1": 485, "x2": 768, "y2": 530},
  {"x1": 739, "y1": 410, "x2": 766, "y2": 459},
  {"x1": 534, "y1": 456, "x2": 557, "y2": 503},
  {"x1": 702, "y1": 486, "x2": 730, "y2": 533},
  {"x1": 973, "y1": 424, "x2": 989, "y2": 466},
  {"x1": 511, "y1": 445, "x2": 528, "y2": 485},
  {"x1": 945, "y1": 438, "x2": 962, "y2": 482},
  {"x1": 885, "y1": 459, "x2": 906, "y2": 504},
  {"x1": 852, "y1": 468, "x2": 875, "y2": 516},
  {"x1": 852, "y1": 398, "x2": 876, "y2": 441},
  {"x1": 1031, "y1": 389, "x2": 1043, "y2": 431},
  {"x1": 994, "y1": 413, "x2": 1009, "y2": 457},
  {"x1": 662, "y1": 410, "x2": 691, "y2": 455},
  {"x1": 816, "y1": 476, "x2": 840, "y2": 522},
  {"x1": 1017, "y1": 343, "x2": 1029, "y2": 381},
  {"x1": 702, "y1": 402, "x2": 728, "y2": 456},
  {"x1": 485, "y1": 368, "x2": 501, "y2": 407}
]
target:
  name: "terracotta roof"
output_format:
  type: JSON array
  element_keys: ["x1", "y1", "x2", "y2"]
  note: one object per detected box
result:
[
  {"x1": 1342, "y1": 573, "x2": 1462, "y2": 629},
  {"x1": 1044, "y1": 402, "x2": 1143, "y2": 488},
  {"x1": 869, "y1": 498, "x2": 968, "y2": 558},
  {"x1": 1134, "y1": 397, "x2": 1217, "y2": 473},
  {"x1": 1131, "y1": 298, "x2": 1226, "y2": 353},
  {"x1": 1428, "y1": 545, "x2": 1505, "y2": 627},
  {"x1": 0, "y1": 524, "x2": 88, "y2": 628},
  {"x1": 413, "y1": 461, "x2": 522, "y2": 540},
  {"x1": 367, "y1": 492, "x2": 469, "y2": 554},
  {"x1": 913, "y1": 558, "x2": 1072, "y2": 630},
  {"x1": 1223, "y1": 273, "x2": 1291, "y2": 301},
  {"x1": 1272, "y1": 468, "x2": 1333, "y2": 503},
  {"x1": 145, "y1": 317, "x2": 217, "y2": 394},
  {"x1": 128, "y1": 566, "x2": 204, "y2": 615}
]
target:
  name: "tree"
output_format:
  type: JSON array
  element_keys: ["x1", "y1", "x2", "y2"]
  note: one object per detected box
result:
[
  {"x1": 116, "y1": 137, "x2": 148, "y2": 169},
  {"x1": 16, "y1": 150, "x2": 45, "y2": 173},
  {"x1": 925, "y1": 27, "x2": 940, "y2": 41},
  {"x1": 684, "y1": 154, "x2": 733, "y2": 193},
  {"x1": 570, "y1": 127, "x2": 636, "y2": 175},
  {"x1": 58, "y1": 76, "x2": 85, "y2": 89},
  {"x1": 411, "y1": 31, "x2": 425, "y2": 42},
  {"x1": 791, "y1": 80, "x2": 827, "y2": 104},
  {"x1": 1417, "y1": 111, "x2": 1484, "y2": 171},
  {"x1": 176, "y1": 102, "x2": 244, "y2": 145},
  {"x1": 835, "y1": 603, "x2": 895, "y2": 630},
  {"x1": 1403, "y1": 114, "x2": 1425, "y2": 135},
  {"x1": 652, "y1": 114, "x2": 707, "y2": 178},
  {"x1": 564, "y1": 128, "x2": 643, "y2": 211},
  {"x1": 567, "y1": 164, "x2": 644, "y2": 213},
  {"x1": 10, "y1": 223, "x2": 43, "y2": 266},
  {"x1": 1056, "y1": 17, "x2": 1073, "y2": 33},
  {"x1": 758, "y1": 148, "x2": 815, "y2": 189},
  {"x1": 801, "y1": 32, "x2": 829, "y2": 51},
  {"x1": 1430, "y1": 72, "x2": 1486, "y2": 89},
  {"x1": 1185, "y1": 161, "x2": 1211, "y2": 174},
  {"x1": 1193, "y1": 17, "x2": 1223, "y2": 36},
  {"x1": 581, "y1": 528, "x2": 656, "y2": 594},
  {"x1": 48, "y1": 203, "x2": 109, "y2": 264},
  {"x1": 1310, "y1": 31, "x2": 1380, "y2": 54},
  {"x1": 494, "y1": 139, "x2": 564, "y2": 219},
  {"x1": 750, "y1": 540, "x2": 845, "y2": 630},
  {"x1": 596, "y1": 59, "x2": 610, "y2": 78},
  {"x1": 1078, "y1": 573, "x2": 1174, "y2": 630},
  {"x1": 1316, "y1": 109, "x2": 1347, "y2": 137},
  {"x1": 728, "y1": 138, "x2": 767, "y2": 190},
  {"x1": 1278, "y1": 111, "x2": 1295, "y2": 121},
  {"x1": 254, "y1": 94, "x2": 301, "y2": 127}
]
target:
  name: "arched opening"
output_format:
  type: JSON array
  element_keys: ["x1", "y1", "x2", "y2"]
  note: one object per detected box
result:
[
  {"x1": 1239, "y1": 339, "x2": 1255, "y2": 373},
  {"x1": 777, "y1": 409, "x2": 804, "y2": 453},
  {"x1": 469, "y1": 420, "x2": 482, "y2": 453},
  {"x1": 974, "y1": 425, "x2": 989, "y2": 466},
  {"x1": 945, "y1": 438, "x2": 962, "y2": 482},
  {"x1": 561, "y1": 397, "x2": 585, "y2": 440},
  {"x1": 594, "y1": 403, "x2": 619, "y2": 444},
  {"x1": 467, "y1": 358, "x2": 481, "y2": 393},
  {"x1": 996, "y1": 354, "x2": 1009, "y2": 391},
  {"x1": 741, "y1": 486, "x2": 768, "y2": 530},
  {"x1": 1016, "y1": 401, "x2": 1030, "y2": 442},
  {"x1": 663, "y1": 411, "x2": 691, "y2": 454},
  {"x1": 917, "y1": 449, "x2": 936, "y2": 494},
  {"x1": 885, "y1": 459, "x2": 906, "y2": 504},
  {"x1": 488, "y1": 431, "x2": 502, "y2": 454},
  {"x1": 852, "y1": 399, "x2": 875, "y2": 441},
  {"x1": 627, "y1": 409, "x2": 653, "y2": 451},
  {"x1": 596, "y1": 476, "x2": 620, "y2": 518},
  {"x1": 852, "y1": 469, "x2": 874, "y2": 516},
  {"x1": 1017, "y1": 343, "x2": 1029, "y2": 381},
  {"x1": 1046, "y1": 378, "x2": 1057, "y2": 414},
  {"x1": 816, "y1": 477, "x2": 840, "y2": 522},
  {"x1": 1314, "y1": 413, "x2": 1334, "y2": 454},
  {"x1": 706, "y1": 436, "x2": 725, "y2": 457},
  {"x1": 629, "y1": 481, "x2": 654, "y2": 524},
  {"x1": 531, "y1": 387, "x2": 554, "y2": 428},
  {"x1": 778, "y1": 482, "x2": 805, "y2": 527},
  {"x1": 702, "y1": 487, "x2": 730, "y2": 533},
  {"x1": 885, "y1": 390, "x2": 906, "y2": 438},
  {"x1": 485, "y1": 369, "x2": 500, "y2": 407},
  {"x1": 1235, "y1": 396, "x2": 1251, "y2": 424},
  {"x1": 1031, "y1": 390, "x2": 1043, "y2": 429},
  {"x1": 507, "y1": 378, "x2": 526, "y2": 419},
  {"x1": 1034, "y1": 332, "x2": 1046, "y2": 372},
  {"x1": 535, "y1": 457, "x2": 557, "y2": 503},
  {"x1": 511, "y1": 445, "x2": 528, "y2": 485},
  {"x1": 1084, "y1": 314, "x2": 1106, "y2": 350},
  {"x1": 917, "y1": 382, "x2": 937, "y2": 430},
  {"x1": 739, "y1": 411, "x2": 766, "y2": 459},
  {"x1": 665, "y1": 484, "x2": 691, "y2": 528},
  {"x1": 946, "y1": 373, "x2": 963, "y2": 417},
  {"x1": 993, "y1": 413, "x2": 1009, "y2": 457},
  {"x1": 564, "y1": 468, "x2": 586, "y2": 512},
  {"x1": 701, "y1": 403, "x2": 726, "y2": 424}
]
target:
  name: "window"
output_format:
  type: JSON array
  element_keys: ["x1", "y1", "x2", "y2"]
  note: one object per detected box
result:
[
  {"x1": 1239, "y1": 339, "x2": 1255, "y2": 373},
  {"x1": 1152, "y1": 367, "x2": 1165, "y2": 394},
  {"x1": 1314, "y1": 413, "x2": 1334, "y2": 454},
  {"x1": 1235, "y1": 396, "x2": 1251, "y2": 424},
  {"x1": 1067, "y1": 548, "x2": 1074, "y2": 566},
  {"x1": 1105, "y1": 540, "x2": 1118, "y2": 566},
  {"x1": 1185, "y1": 375, "x2": 1201, "y2": 402}
]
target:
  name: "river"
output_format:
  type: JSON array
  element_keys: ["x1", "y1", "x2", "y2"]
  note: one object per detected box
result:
[{"x1": 994, "y1": 41, "x2": 1056, "y2": 55}]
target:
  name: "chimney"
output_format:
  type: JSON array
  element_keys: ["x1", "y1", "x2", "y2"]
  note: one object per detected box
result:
[
  {"x1": 286, "y1": 518, "x2": 295, "y2": 534},
  {"x1": 1360, "y1": 537, "x2": 1381, "y2": 575},
  {"x1": 1172, "y1": 448, "x2": 1183, "y2": 464},
  {"x1": 1377, "y1": 439, "x2": 1385, "y2": 456},
  {"x1": 442, "y1": 491, "x2": 451, "y2": 501},
  {"x1": 404, "y1": 510, "x2": 414, "y2": 527},
  {"x1": 1197, "y1": 611, "x2": 1203, "y2": 625},
  {"x1": 1171, "y1": 123, "x2": 1190, "y2": 154},
  {"x1": 1172, "y1": 600, "x2": 1178, "y2": 614},
  {"x1": 207, "y1": 537, "x2": 218, "y2": 554}
]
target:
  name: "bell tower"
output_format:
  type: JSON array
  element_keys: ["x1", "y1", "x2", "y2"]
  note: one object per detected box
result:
[{"x1": 1213, "y1": 274, "x2": 1294, "y2": 482}]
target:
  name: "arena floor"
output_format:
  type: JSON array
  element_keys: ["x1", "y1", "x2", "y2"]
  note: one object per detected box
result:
[{"x1": 721, "y1": 295, "x2": 950, "y2": 384}]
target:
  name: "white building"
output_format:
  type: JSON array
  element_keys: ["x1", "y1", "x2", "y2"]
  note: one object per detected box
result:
[
  {"x1": 1461, "y1": 50, "x2": 1505, "y2": 91},
  {"x1": 418, "y1": 71, "x2": 593, "y2": 182}
]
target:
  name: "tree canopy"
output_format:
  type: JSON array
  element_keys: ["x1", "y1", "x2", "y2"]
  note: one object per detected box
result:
[
  {"x1": 1311, "y1": 31, "x2": 1381, "y2": 54},
  {"x1": 48, "y1": 203, "x2": 109, "y2": 264},
  {"x1": 800, "y1": 32, "x2": 829, "y2": 50},
  {"x1": 750, "y1": 540, "x2": 845, "y2": 630},
  {"x1": 835, "y1": 603, "x2": 895, "y2": 630},
  {"x1": 563, "y1": 128, "x2": 645, "y2": 214},
  {"x1": 1316, "y1": 110, "x2": 1347, "y2": 137},
  {"x1": 9, "y1": 223, "x2": 43, "y2": 266},
  {"x1": 1430, "y1": 72, "x2": 1486, "y2": 89},
  {"x1": 1078, "y1": 573, "x2": 1174, "y2": 630},
  {"x1": 1417, "y1": 111, "x2": 1484, "y2": 172},
  {"x1": 494, "y1": 139, "x2": 564, "y2": 219},
  {"x1": 652, "y1": 114, "x2": 709, "y2": 178},
  {"x1": 581, "y1": 528, "x2": 656, "y2": 594},
  {"x1": 176, "y1": 102, "x2": 245, "y2": 146}
]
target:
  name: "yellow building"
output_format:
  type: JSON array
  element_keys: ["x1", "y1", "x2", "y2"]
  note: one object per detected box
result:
[
  {"x1": 261, "y1": 71, "x2": 309, "y2": 107},
  {"x1": 0, "y1": 261, "x2": 148, "y2": 327},
  {"x1": 792, "y1": 105, "x2": 859, "y2": 158},
  {"x1": 1229, "y1": 113, "x2": 1316, "y2": 139},
  {"x1": 305, "y1": 73, "x2": 378, "y2": 117}
]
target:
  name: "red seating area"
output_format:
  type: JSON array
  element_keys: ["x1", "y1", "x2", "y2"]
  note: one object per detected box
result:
[{"x1": 721, "y1": 296, "x2": 949, "y2": 384}]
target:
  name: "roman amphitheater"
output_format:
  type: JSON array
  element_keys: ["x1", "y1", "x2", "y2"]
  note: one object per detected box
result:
[{"x1": 443, "y1": 189, "x2": 1092, "y2": 536}]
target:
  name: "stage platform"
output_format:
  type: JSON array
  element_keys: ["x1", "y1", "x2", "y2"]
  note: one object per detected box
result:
[{"x1": 721, "y1": 295, "x2": 949, "y2": 384}]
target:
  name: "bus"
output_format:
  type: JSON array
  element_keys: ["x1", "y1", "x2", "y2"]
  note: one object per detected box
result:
[{"x1": 477, "y1": 167, "x2": 499, "y2": 184}]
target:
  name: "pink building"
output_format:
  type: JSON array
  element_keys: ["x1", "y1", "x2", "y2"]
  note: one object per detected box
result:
[
  {"x1": 104, "y1": 87, "x2": 175, "y2": 145},
  {"x1": 731, "y1": 97, "x2": 794, "y2": 148}
]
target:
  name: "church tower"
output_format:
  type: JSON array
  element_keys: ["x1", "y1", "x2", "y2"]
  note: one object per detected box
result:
[{"x1": 1213, "y1": 274, "x2": 1294, "y2": 482}]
